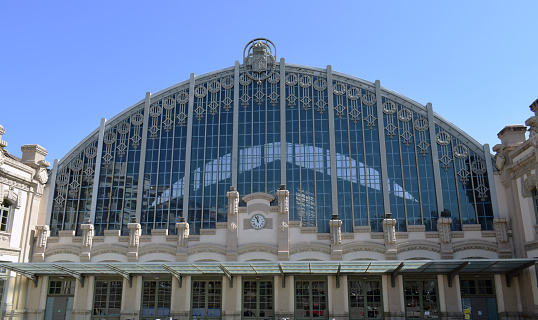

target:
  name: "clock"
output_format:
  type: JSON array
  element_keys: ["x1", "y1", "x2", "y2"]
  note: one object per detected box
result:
[{"x1": 250, "y1": 214, "x2": 266, "y2": 230}]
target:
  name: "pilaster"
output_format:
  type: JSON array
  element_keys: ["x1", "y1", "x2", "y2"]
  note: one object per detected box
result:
[
  {"x1": 375, "y1": 80, "x2": 391, "y2": 214},
  {"x1": 176, "y1": 220, "x2": 189, "y2": 262},
  {"x1": 232, "y1": 61, "x2": 240, "y2": 187},
  {"x1": 494, "y1": 217, "x2": 512, "y2": 258},
  {"x1": 280, "y1": 58, "x2": 287, "y2": 184},
  {"x1": 484, "y1": 143, "x2": 500, "y2": 218},
  {"x1": 127, "y1": 221, "x2": 141, "y2": 262},
  {"x1": 89, "y1": 118, "x2": 107, "y2": 224},
  {"x1": 437, "y1": 217, "x2": 454, "y2": 259},
  {"x1": 329, "y1": 216, "x2": 342, "y2": 260},
  {"x1": 226, "y1": 187, "x2": 239, "y2": 261},
  {"x1": 44, "y1": 159, "x2": 58, "y2": 227},
  {"x1": 277, "y1": 187, "x2": 290, "y2": 260},
  {"x1": 326, "y1": 66, "x2": 339, "y2": 217},
  {"x1": 182, "y1": 74, "x2": 196, "y2": 218},
  {"x1": 79, "y1": 223, "x2": 94, "y2": 262},
  {"x1": 427, "y1": 103, "x2": 444, "y2": 215},
  {"x1": 383, "y1": 215, "x2": 397, "y2": 259},
  {"x1": 135, "y1": 93, "x2": 151, "y2": 223}
]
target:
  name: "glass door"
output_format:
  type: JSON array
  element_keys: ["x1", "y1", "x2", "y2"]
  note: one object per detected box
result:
[{"x1": 295, "y1": 279, "x2": 328, "y2": 320}]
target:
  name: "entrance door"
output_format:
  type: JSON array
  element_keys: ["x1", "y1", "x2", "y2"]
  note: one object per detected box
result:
[
  {"x1": 460, "y1": 277, "x2": 498, "y2": 320},
  {"x1": 44, "y1": 280, "x2": 75, "y2": 320},
  {"x1": 295, "y1": 279, "x2": 328, "y2": 320}
]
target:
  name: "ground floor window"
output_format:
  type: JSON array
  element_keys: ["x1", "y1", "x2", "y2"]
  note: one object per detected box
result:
[
  {"x1": 295, "y1": 278, "x2": 328, "y2": 320},
  {"x1": 404, "y1": 278, "x2": 439, "y2": 319},
  {"x1": 45, "y1": 279, "x2": 75, "y2": 320},
  {"x1": 460, "y1": 276, "x2": 498, "y2": 320},
  {"x1": 243, "y1": 278, "x2": 274, "y2": 320},
  {"x1": 349, "y1": 277, "x2": 383, "y2": 319},
  {"x1": 192, "y1": 279, "x2": 222, "y2": 320},
  {"x1": 142, "y1": 279, "x2": 172, "y2": 320},
  {"x1": 93, "y1": 279, "x2": 123, "y2": 319}
]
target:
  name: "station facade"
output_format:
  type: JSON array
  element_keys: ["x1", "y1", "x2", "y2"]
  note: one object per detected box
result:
[{"x1": 0, "y1": 39, "x2": 537, "y2": 320}]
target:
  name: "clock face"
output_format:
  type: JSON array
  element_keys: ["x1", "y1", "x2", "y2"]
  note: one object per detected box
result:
[{"x1": 250, "y1": 214, "x2": 266, "y2": 230}]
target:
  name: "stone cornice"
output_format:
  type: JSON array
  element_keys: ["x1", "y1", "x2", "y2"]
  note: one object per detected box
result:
[
  {"x1": 138, "y1": 245, "x2": 176, "y2": 256},
  {"x1": 1, "y1": 156, "x2": 34, "y2": 175},
  {"x1": 452, "y1": 240, "x2": 498, "y2": 253},
  {"x1": 506, "y1": 152, "x2": 537, "y2": 178},
  {"x1": 0, "y1": 168, "x2": 34, "y2": 190},
  {"x1": 242, "y1": 192, "x2": 276, "y2": 203},
  {"x1": 187, "y1": 244, "x2": 226, "y2": 256},
  {"x1": 44, "y1": 246, "x2": 81, "y2": 258},
  {"x1": 508, "y1": 139, "x2": 532, "y2": 158},
  {"x1": 396, "y1": 240, "x2": 441, "y2": 253},
  {"x1": 290, "y1": 242, "x2": 331, "y2": 255},
  {"x1": 237, "y1": 244, "x2": 278, "y2": 255},
  {"x1": 91, "y1": 245, "x2": 128, "y2": 257},
  {"x1": 342, "y1": 241, "x2": 385, "y2": 254}
]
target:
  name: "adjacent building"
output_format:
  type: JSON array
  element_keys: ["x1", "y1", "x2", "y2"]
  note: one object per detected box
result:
[{"x1": 0, "y1": 39, "x2": 537, "y2": 320}]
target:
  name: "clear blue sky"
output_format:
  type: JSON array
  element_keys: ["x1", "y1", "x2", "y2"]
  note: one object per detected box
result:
[{"x1": 1, "y1": 1, "x2": 537, "y2": 162}]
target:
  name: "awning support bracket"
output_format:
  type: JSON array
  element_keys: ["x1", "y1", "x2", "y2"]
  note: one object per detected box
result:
[
  {"x1": 278, "y1": 263, "x2": 286, "y2": 288},
  {"x1": 52, "y1": 264, "x2": 85, "y2": 288},
  {"x1": 0, "y1": 264, "x2": 39, "y2": 287},
  {"x1": 106, "y1": 264, "x2": 132, "y2": 288},
  {"x1": 391, "y1": 262, "x2": 404, "y2": 288},
  {"x1": 162, "y1": 264, "x2": 182, "y2": 288},
  {"x1": 336, "y1": 264, "x2": 341, "y2": 288},
  {"x1": 506, "y1": 261, "x2": 536, "y2": 287},
  {"x1": 219, "y1": 264, "x2": 233, "y2": 288},
  {"x1": 448, "y1": 262, "x2": 469, "y2": 287}
]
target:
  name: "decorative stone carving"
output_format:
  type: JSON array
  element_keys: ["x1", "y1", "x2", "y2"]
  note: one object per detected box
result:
[
  {"x1": 329, "y1": 219, "x2": 342, "y2": 245},
  {"x1": 243, "y1": 38, "x2": 277, "y2": 84},
  {"x1": 521, "y1": 173, "x2": 538, "y2": 198},
  {"x1": 279, "y1": 221, "x2": 288, "y2": 232},
  {"x1": 81, "y1": 223, "x2": 94, "y2": 248},
  {"x1": 494, "y1": 218, "x2": 509, "y2": 243},
  {"x1": 227, "y1": 188, "x2": 239, "y2": 215},
  {"x1": 277, "y1": 188, "x2": 289, "y2": 214},
  {"x1": 5, "y1": 187, "x2": 20, "y2": 208},
  {"x1": 34, "y1": 160, "x2": 50, "y2": 184},
  {"x1": 437, "y1": 218, "x2": 453, "y2": 243},
  {"x1": 128, "y1": 222, "x2": 141, "y2": 247},
  {"x1": 0, "y1": 125, "x2": 7, "y2": 167},
  {"x1": 176, "y1": 221, "x2": 189, "y2": 247},
  {"x1": 495, "y1": 154, "x2": 505, "y2": 170},
  {"x1": 228, "y1": 222, "x2": 237, "y2": 232},
  {"x1": 35, "y1": 225, "x2": 49, "y2": 248},
  {"x1": 382, "y1": 217, "x2": 397, "y2": 244}
]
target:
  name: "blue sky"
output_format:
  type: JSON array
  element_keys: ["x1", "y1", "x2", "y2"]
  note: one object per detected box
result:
[{"x1": 1, "y1": 1, "x2": 537, "y2": 162}]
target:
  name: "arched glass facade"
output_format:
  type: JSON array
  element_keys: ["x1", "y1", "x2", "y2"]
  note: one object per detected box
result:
[{"x1": 48, "y1": 62, "x2": 496, "y2": 236}]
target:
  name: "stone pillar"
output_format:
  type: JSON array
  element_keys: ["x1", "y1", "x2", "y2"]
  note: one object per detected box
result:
[
  {"x1": 226, "y1": 187, "x2": 239, "y2": 261},
  {"x1": 33, "y1": 225, "x2": 49, "y2": 262},
  {"x1": 72, "y1": 276, "x2": 94, "y2": 320},
  {"x1": 437, "y1": 216, "x2": 454, "y2": 259},
  {"x1": 80, "y1": 223, "x2": 94, "y2": 262},
  {"x1": 176, "y1": 219, "x2": 189, "y2": 262},
  {"x1": 222, "y1": 275, "x2": 241, "y2": 320},
  {"x1": 171, "y1": 276, "x2": 191, "y2": 320},
  {"x1": 120, "y1": 276, "x2": 142, "y2": 320},
  {"x1": 329, "y1": 215, "x2": 342, "y2": 260},
  {"x1": 277, "y1": 186, "x2": 290, "y2": 261},
  {"x1": 127, "y1": 220, "x2": 141, "y2": 262},
  {"x1": 494, "y1": 218, "x2": 512, "y2": 258},
  {"x1": 383, "y1": 214, "x2": 397, "y2": 260}
]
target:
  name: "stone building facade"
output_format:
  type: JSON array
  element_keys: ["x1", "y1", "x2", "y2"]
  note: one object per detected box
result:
[{"x1": 0, "y1": 40, "x2": 537, "y2": 320}]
